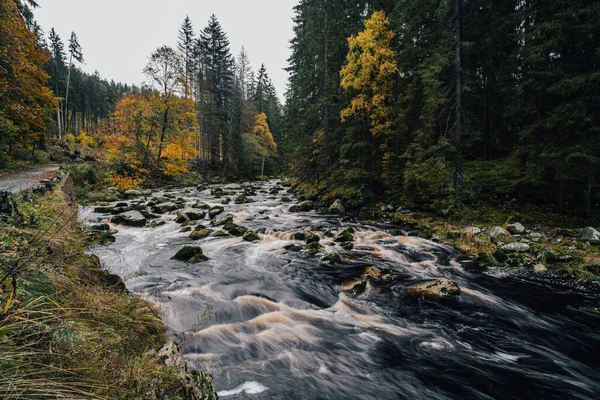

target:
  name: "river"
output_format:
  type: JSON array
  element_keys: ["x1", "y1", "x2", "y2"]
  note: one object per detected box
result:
[{"x1": 81, "y1": 180, "x2": 600, "y2": 400}]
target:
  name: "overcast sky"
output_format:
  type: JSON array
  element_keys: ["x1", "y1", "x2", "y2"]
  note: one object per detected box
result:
[{"x1": 34, "y1": 0, "x2": 298, "y2": 101}]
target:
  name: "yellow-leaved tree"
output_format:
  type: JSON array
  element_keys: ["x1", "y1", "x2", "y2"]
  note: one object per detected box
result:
[
  {"x1": 252, "y1": 113, "x2": 277, "y2": 176},
  {"x1": 340, "y1": 10, "x2": 397, "y2": 137}
]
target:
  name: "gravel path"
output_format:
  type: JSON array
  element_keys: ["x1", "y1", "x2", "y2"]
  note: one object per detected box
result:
[{"x1": 0, "y1": 165, "x2": 61, "y2": 194}]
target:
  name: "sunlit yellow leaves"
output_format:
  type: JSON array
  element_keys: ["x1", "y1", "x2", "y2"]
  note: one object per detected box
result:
[
  {"x1": 252, "y1": 113, "x2": 277, "y2": 157},
  {"x1": 340, "y1": 11, "x2": 397, "y2": 137}
]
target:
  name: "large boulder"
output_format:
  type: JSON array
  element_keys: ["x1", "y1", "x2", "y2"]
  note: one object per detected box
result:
[
  {"x1": 111, "y1": 211, "x2": 147, "y2": 227},
  {"x1": 329, "y1": 199, "x2": 346, "y2": 215},
  {"x1": 405, "y1": 278, "x2": 461, "y2": 300},
  {"x1": 506, "y1": 222, "x2": 526, "y2": 235},
  {"x1": 289, "y1": 200, "x2": 314, "y2": 213},
  {"x1": 151, "y1": 202, "x2": 180, "y2": 214},
  {"x1": 580, "y1": 227, "x2": 600, "y2": 245},
  {"x1": 175, "y1": 208, "x2": 206, "y2": 223},
  {"x1": 487, "y1": 226, "x2": 514, "y2": 244}
]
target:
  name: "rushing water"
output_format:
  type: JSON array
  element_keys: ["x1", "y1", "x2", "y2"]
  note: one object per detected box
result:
[{"x1": 82, "y1": 181, "x2": 600, "y2": 400}]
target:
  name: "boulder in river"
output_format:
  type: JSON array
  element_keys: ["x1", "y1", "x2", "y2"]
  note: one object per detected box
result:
[
  {"x1": 506, "y1": 222, "x2": 526, "y2": 235},
  {"x1": 152, "y1": 202, "x2": 180, "y2": 214},
  {"x1": 224, "y1": 183, "x2": 241, "y2": 190},
  {"x1": 289, "y1": 200, "x2": 314, "y2": 213},
  {"x1": 208, "y1": 206, "x2": 225, "y2": 219},
  {"x1": 342, "y1": 280, "x2": 367, "y2": 295},
  {"x1": 123, "y1": 189, "x2": 142, "y2": 199},
  {"x1": 235, "y1": 195, "x2": 254, "y2": 204},
  {"x1": 334, "y1": 228, "x2": 354, "y2": 243},
  {"x1": 171, "y1": 246, "x2": 208, "y2": 263},
  {"x1": 329, "y1": 199, "x2": 346, "y2": 215},
  {"x1": 190, "y1": 228, "x2": 213, "y2": 240},
  {"x1": 228, "y1": 225, "x2": 248, "y2": 237},
  {"x1": 192, "y1": 201, "x2": 210, "y2": 210},
  {"x1": 243, "y1": 230, "x2": 260, "y2": 242},
  {"x1": 176, "y1": 208, "x2": 206, "y2": 223},
  {"x1": 487, "y1": 226, "x2": 514, "y2": 244},
  {"x1": 305, "y1": 232, "x2": 320, "y2": 244},
  {"x1": 580, "y1": 227, "x2": 600, "y2": 245},
  {"x1": 321, "y1": 253, "x2": 343, "y2": 264},
  {"x1": 211, "y1": 214, "x2": 233, "y2": 227},
  {"x1": 111, "y1": 211, "x2": 147, "y2": 227},
  {"x1": 405, "y1": 278, "x2": 461, "y2": 300}
]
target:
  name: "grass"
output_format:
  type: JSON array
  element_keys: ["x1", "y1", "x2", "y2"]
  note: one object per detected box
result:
[{"x1": 0, "y1": 177, "x2": 216, "y2": 398}]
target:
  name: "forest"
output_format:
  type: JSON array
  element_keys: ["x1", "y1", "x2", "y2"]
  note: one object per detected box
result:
[{"x1": 2, "y1": 1, "x2": 600, "y2": 399}]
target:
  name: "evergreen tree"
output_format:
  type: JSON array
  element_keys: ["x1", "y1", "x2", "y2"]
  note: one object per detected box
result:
[{"x1": 178, "y1": 16, "x2": 195, "y2": 99}]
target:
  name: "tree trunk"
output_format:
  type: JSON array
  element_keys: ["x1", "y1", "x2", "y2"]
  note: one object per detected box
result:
[
  {"x1": 64, "y1": 53, "x2": 73, "y2": 136},
  {"x1": 583, "y1": 176, "x2": 591, "y2": 218},
  {"x1": 454, "y1": 0, "x2": 463, "y2": 191},
  {"x1": 157, "y1": 107, "x2": 169, "y2": 164},
  {"x1": 261, "y1": 154, "x2": 265, "y2": 176}
]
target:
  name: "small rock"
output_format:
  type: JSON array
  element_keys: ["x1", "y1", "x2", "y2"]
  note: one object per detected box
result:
[
  {"x1": 342, "y1": 280, "x2": 367, "y2": 295},
  {"x1": 534, "y1": 264, "x2": 547, "y2": 272},
  {"x1": 405, "y1": 278, "x2": 461, "y2": 300},
  {"x1": 506, "y1": 223, "x2": 525, "y2": 235},
  {"x1": 190, "y1": 229, "x2": 213, "y2": 240},
  {"x1": 461, "y1": 227, "x2": 481, "y2": 237},
  {"x1": 235, "y1": 195, "x2": 254, "y2": 204},
  {"x1": 321, "y1": 253, "x2": 342, "y2": 264},
  {"x1": 289, "y1": 200, "x2": 314, "y2": 213},
  {"x1": 305, "y1": 232, "x2": 320, "y2": 244},
  {"x1": 329, "y1": 199, "x2": 346, "y2": 214},
  {"x1": 151, "y1": 202, "x2": 180, "y2": 214},
  {"x1": 243, "y1": 231, "x2": 260, "y2": 242},
  {"x1": 334, "y1": 228, "x2": 354, "y2": 243},
  {"x1": 171, "y1": 246, "x2": 207, "y2": 263},
  {"x1": 208, "y1": 206, "x2": 225, "y2": 219},
  {"x1": 176, "y1": 208, "x2": 206, "y2": 223},
  {"x1": 500, "y1": 242, "x2": 531, "y2": 253}
]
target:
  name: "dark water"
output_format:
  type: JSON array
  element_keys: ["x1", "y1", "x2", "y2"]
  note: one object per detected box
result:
[{"x1": 82, "y1": 181, "x2": 600, "y2": 400}]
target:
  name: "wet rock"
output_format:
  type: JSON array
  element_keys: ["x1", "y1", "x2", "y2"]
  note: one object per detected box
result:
[
  {"x1": 284, "y1": 244, "x2": 303, "y2": 252},
  {"x1": 281, "y1": 197, "x2": 292, "y2": 203},
  {"x1": 341, "y1": 241, "x2": 354, "y2": 250},
  {"x1": 1, "y1": 192, "x2": 23, "y2": 225},
  {"x1": 180, "y1": 226, "x2": 193, "y2": 233},
  {"x1": 243, "y1": 231, "x2": 260, "y2": 242},
  {"x1": 305, "y1": 232, "x2": 320, "y2": 244},
  {"x1": 224, "y1": 183, "x2": 242, "y2": 190},
  {"x1": 110, "y1": 206, "x2": 132, "y2": 215},
  {"x1": 123, "y1": 189, "x2": 141, "y2": 198},
  {"x1": 362, "y1": 266, "x2": 384, "y2": 280},
  {"x1": 176, "y1": 208, "x2": 206, "y2": 223},
  {"x1": 501, "y1": 242, "x2": 531, "y2": 253},
  {"x1": 221, "y1": 198, "x2": 231, "y2": 205},
  {"x1": 321, "y1": 253, "x2": 342, "y2": 264},
  {"x1": 407, "y1": 230, "x2": 421, "y2": 237},
  {"x1": 376, "y1": 239, "x2": 397, "y2": 246},
  {"x1": 172, "y1": 246, "x2": 208, "y2": 263},
  {"x1": 580, "y1": 227, "x2": 600, "y2": 245},
  {"x1": 334, "y1": 228, "x2": 354, "y2": 243},
  {"x1": 228, "y1": 225, "x2": 248, "y2": 237},
  {"x1": 88, "y1": 223, "x2": 110, "y2": 232},
  {"x1": 235, "y1": 195, "x2": 254, "y2": 204},
  {"x1": 192, "y1": 201, "x2": 210, "y2": 210},
  {"x1": 211, "y1": 187, "x2": 224, "y2": 197},
  {"x1": 289, "y1": 200, "x2": 314, "y2": 213},
  {"x1": 305, "y1": 241, "x2": 321, "y2": 255},
  {"x1": 213, "y1": 230, "x2": 231, "y2": 238},
  {"x1": 148, "y1": 219, "x2": 166, "y2": 228},
  {"x1": 190, "y1": 229, "x2": 213, "y2": 240},
  {"x1": 461, "y1": 227, "x2": 481, "y2": 237},
  {"x1": 94, "y1": 206, "x2": 112, "y2": 214},
  {"x1": 487, "y1": 226, "x2": 514, "y2": 244},
  {"x1": 329, "y1": 199, "x2": 346, "y2": 215},
  {"x1": 208, "y1": 206, "x2": 225, "y2": 219},
  {"x1": 152, "y1": 202, "x2": 180, "y2": 214},
  {"x1": 405, "y1": 278, "x2": 461, "y2": 300},
  {"x1": 293, "y1": 232, "x2": 307, "y2": 241},
  {"x1": 210, "y1": 214, "x2": 232, "y2": 227},
  {"x1": 342, "y1": 280, "x2": 367, "y2": 295},
  {"x1": 506, "y1": 223, "x2": 525, "y2": 235},
  {"x1": 111, "y1": 211, "x2": 147, "y2": 227}
]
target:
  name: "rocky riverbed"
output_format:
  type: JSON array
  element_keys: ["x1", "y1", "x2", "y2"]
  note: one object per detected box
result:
[{"x1": 81, "y1": 180, "x2": 600, "y2": 399}]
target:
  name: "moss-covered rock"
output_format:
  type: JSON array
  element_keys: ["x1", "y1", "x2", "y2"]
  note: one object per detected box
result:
[
  {"x1": 111, "y1": 211, "x2": 147, "y2": 227},
  {"x1": 190, "y1": 229, "x2": 213, "y2": 240},
  {"x1": 289, "y1": 200, "x2": 314, "y2": 213},
  {"x1": 243, "y1": 230, "x2": 260, "y2": 242},
  {"x1": 405, "y1": 278, "x2": 461, "y2": 300},
  {"x1": 172, "y1": 246, "x2": 205, "y2": 262},
  {"x1": 321, "y1": 253, "x2": 342, "y2": 264},
  {"x1": 335, "y1": 228, "x2": 354, "y2": 243},
  {"x1": 305, "y1": 232, "x2": 320, "y2": 244},
  {"x1": 228, "y1": 225, "x2": 248, "y2": 237},
  {"x1": 235, "y1": 195, "x2": 254, "y2": 204}
]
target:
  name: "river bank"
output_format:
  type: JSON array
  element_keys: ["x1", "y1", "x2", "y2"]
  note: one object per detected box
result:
[
  {"x1": 0, "y1": 175, "x2": 218, "y2": 398},
  {"x1": 82, "y1": 179, "x2": 600, "y2": 399}
]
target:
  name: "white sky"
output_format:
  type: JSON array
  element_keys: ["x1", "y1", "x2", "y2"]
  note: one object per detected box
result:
[{"x1": 34, "y1": 0, "x2": 298, "y2": 101}]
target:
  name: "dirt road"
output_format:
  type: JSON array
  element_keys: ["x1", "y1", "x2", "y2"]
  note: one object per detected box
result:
[{"x1": 0, "y1": 165, "x2": 61, "y2": 194}]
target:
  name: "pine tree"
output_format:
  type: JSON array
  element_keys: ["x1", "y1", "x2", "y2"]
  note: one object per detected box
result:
[
  {"x1": 64, "y1": 31, "x2": 84, "y2": 136},
  {"x1": 178, "y1": 16, "x2": 195, "y2": 99}
]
